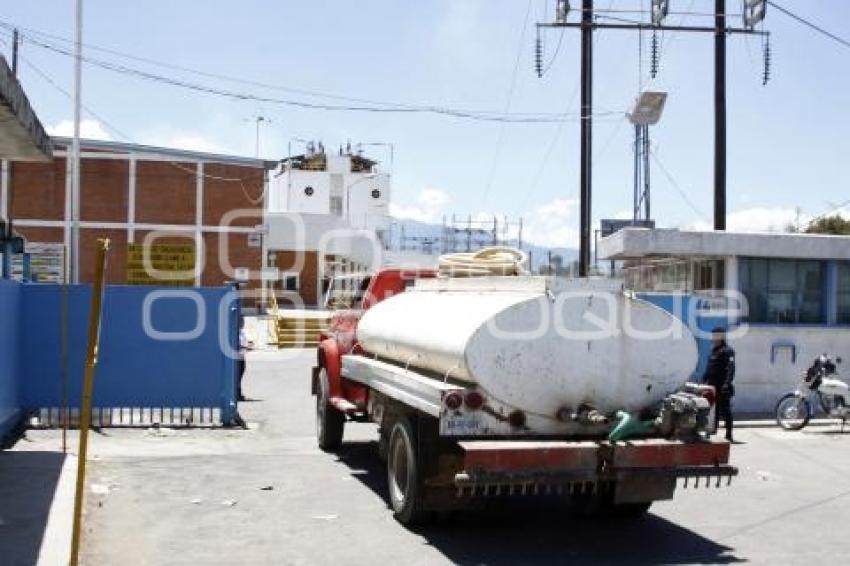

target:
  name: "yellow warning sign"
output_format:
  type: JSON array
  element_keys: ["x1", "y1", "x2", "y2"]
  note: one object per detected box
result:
[{"x1": 127, "y1": 243, "x2": 196, "y2": 286}]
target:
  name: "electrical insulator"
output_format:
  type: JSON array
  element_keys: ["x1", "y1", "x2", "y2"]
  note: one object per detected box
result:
[
  {"x1": 535, "y1": 29, "x2": 544, "y2": 78},
  {"x1": 651, "y1": 0, "x2": 669, "y2": 26},
  {"x1": 650, "y1": 31, "x2": 660, "y2": 78},
  {"x1": 743, "y1": 0, "x2": 767, "y2": 29},
  {"x1": 555, "y1": 0, "x2": 570, "y2": 24},
  {"x1": 762, "y1": 35, "x2": 771, "y2": 85}
]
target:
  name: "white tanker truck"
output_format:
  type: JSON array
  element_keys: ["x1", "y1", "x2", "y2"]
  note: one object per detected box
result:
[{"x1": 314, "y1": 265, "x2": 736, "y2": 525}]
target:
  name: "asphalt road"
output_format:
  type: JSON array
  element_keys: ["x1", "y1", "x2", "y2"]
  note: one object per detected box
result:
[{"x1": 72, "y1": 349, "x2": 850, "y2": 565}]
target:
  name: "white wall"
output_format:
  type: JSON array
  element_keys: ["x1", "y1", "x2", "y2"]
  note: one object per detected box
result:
[
  {"x1": 270, "y1": 169, "x2": 332, "y2": 214},
  {"x1": 265, "y1": 212, "x2": 383, "y2": 270},
  {"x1": 729, "y1": 326, "x2": 850, "y2": 414},
  {"x1": 346, "y1": 173, "x2": 390, "y2": 232}
]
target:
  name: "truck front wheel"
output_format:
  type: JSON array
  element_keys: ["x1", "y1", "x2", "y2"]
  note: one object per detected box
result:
[
  {"x1": 387, "y1": 415, "x2": 428, "y2": 525},
  {"x1": 316, "y1": 368, "x2": 344, "y2": 451}
]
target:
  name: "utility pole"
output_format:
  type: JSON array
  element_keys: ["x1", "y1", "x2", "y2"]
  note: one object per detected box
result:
[
  {"x1": 253, "y1": 116, "x2": 270, "y2": 158},
  {"x1": 70, "y1": 0, "x2": 83, "y2": 283},
  {"x1": 536, "y1": 1, "x2": 768, "y2": 273},
  {"x1": 714, "y1": 0, "x2": 727, "y2": 231},
  {"x1": 578, "y1": 0, "x2": 593, "y2": 277},
  {"x1": 11, "y1": 28, "x2": 19, "y2": 75}
]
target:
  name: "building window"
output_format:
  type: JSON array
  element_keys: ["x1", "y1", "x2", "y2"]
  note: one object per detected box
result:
[
  {"x1": 282, "y1": 273, "x2": 299, "y2": 292},
  {"x1": 330, "y1": 196, "x2": 343, "y2": 216},
  {"x1": 693, "y1": 259, "x2": 725, "y2": 291},
  {"x1": 838, "y1": 263, "x2": 850, "y2": 324},
  {"x1": 740, "y1": 258, "x2": 826, "y2": 324}
]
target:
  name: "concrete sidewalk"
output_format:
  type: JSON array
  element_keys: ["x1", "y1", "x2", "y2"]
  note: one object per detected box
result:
[{"x1": 0, "y1": 448, "x2": 76, "y2": 566}]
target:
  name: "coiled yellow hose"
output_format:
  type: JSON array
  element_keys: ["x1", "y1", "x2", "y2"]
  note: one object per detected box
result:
[{"x1": 438, "y1": 246, "x2": 530, "y2": 277}]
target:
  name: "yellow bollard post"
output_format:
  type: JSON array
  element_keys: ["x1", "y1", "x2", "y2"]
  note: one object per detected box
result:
[{"x1": 69, "y1": 238, "x2": 110, "y2": 566}]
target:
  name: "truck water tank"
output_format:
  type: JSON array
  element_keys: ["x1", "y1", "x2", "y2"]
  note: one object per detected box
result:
[{"x1": 356, "y1": 277, "x2": 698, "y2": 416}]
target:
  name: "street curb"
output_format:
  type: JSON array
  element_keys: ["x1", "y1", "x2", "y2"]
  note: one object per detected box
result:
[{"x1": 36, "y1": 453, "x2": 76, "y2": 566}]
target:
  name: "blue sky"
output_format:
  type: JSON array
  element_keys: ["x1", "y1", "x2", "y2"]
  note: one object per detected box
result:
[{"x1": 2, "y1": 1, "x2": 848, "y2": 247}]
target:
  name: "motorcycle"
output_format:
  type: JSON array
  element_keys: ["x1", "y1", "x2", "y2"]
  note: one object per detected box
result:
[{"x1": 775, "y1": 354, "x2": 847, "y2": 431}]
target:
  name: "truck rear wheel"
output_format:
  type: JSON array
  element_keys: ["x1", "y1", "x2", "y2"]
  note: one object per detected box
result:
[
  {"x1": 387, "y1": 415, "x2": 428, "y2": 525},
  {"x1": 316, "y1": 368, "x2": 344, "y2": 451}
]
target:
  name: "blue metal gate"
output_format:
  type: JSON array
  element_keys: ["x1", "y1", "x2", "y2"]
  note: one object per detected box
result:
[{"x1": 9, "y1": 283, "x2": 239, "y2": 430}]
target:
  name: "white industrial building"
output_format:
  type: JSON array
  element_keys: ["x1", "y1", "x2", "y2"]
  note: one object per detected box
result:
[
  {"x1": 268, "y1": 144, "x2": 391, "y2": 235},
  {"x1": 599, "y1": 228, "x2": 850, "y2": 414},
  {"x1": 263, "y1": 144, "x2": 393, "y2": 307}
]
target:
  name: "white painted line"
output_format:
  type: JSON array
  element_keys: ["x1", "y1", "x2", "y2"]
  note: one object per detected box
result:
[{"x1": 36, "y1": 453, "x2": 77, "y2": 566}]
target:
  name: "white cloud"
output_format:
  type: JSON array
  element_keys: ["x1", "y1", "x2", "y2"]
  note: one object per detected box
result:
[
  {"x1": 687, "y1": 207, "x2": 803, "y2": 233},
  {"x1": 520, "y1": 198, "x2": 580, "y2": 248},
  {"x1": 47, "y1": 119, "x2": 113, "y2": 141},
  {"x1": 162, "y1": 133, "x2": 224, "y2": 154},
  {"x1": 136, "y1": 130, "x2": 225, "y2": 154},
  {"x1": 390, "y1": 188, "x2": 450, "y2": 223}
]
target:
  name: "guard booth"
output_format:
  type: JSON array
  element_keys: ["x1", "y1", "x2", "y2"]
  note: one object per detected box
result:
[{"x1": 599, "y1": 228, "x2": 850, "y2": 414}]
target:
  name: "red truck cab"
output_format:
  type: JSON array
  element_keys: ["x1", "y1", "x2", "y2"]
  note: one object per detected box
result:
[{"x1": 313, "y1": 267, "x2": 436, "y2": 445}]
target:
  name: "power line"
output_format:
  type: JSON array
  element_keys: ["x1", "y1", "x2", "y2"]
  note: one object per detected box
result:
[
  {"x1": 803, "y1": 198, "x2": 850, "y2": 229},
  {"x1": 650, "y1": 150, "x2": 710, "y2": 222},
  {"x1": 767, "y1": 1, "x2": 850, "y2": 50},
  {"x1": 5, "y1": 40, "x2": 267, "y2": 204},
  {"x1": 0, "y1": 22, "x2": 622, "y2": 124},
  {"x1": 481, "y1": 0, "x2": 534, "y2": 202}
]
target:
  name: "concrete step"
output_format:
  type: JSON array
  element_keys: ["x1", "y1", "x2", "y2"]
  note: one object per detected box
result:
[
  {"x1": 273, "y1": 339, "x2": 320, "y2": 349},
  {"x1": 276, "y1": 319, "x2": 330, "y2": 331}
]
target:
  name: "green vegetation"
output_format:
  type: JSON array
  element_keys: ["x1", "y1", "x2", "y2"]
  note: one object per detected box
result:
[{"x1": 805, "y1": 215, "x2": 850, "y2": 235}]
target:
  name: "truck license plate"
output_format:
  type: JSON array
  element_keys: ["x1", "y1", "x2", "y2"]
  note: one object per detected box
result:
[{"x1": 444, "y1": 415, "x2": 480, "y2": 434}]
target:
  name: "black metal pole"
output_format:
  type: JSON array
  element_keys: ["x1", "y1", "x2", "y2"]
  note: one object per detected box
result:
[
  {"x1": 714, "y1": 0, "x2": 726, "y2": 230},
  {"x1": 579, "y1": 0, "x2": 593, "y2": 277},
  {"x1": 644, "y1": 125, "x2": 651, "y2": 222},
  {"x1": 11, "y1": 28, "x2": 18, "y2": 76}
]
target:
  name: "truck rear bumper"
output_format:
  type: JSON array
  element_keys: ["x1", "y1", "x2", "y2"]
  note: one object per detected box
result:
[{"x1": 452, "y1": 438, "x2": 737, "y2": 499}]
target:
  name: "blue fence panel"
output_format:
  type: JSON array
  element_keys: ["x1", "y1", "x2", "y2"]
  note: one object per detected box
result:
[
  {"x1": 638, "y1": 293, "x2": 735, "y2": 381},
  {"x1": 0, "y1": 279, "x2": 21, "y2": 440},
  {"x1": 20, "y1": 284, "x2": 238, "y2": 425}
]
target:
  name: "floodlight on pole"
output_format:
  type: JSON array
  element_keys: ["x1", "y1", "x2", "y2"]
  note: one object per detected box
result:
[
  {"x1": 628, "y1": 91, "x2": 668, "y2": 126},
  {"x1": 628, "y1": 91, "x2": 667, "y2": 224}
]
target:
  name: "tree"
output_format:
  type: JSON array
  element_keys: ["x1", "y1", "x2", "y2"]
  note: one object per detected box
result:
[{"x1": 805, "y1": 215, "x2": 850, "y2": 236}]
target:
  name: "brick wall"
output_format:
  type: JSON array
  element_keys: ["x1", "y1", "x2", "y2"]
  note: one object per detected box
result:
[
  {"x1": 81, "y1": 159, "x2": 128, "y2": 222},
  {"x1": 7, "y1": 147, "x2": 266, "y2": 287},
  {"x1": 79, "y1": 228, "x2": 128, "y2": 284},
  {"x1": 15, "y1": 226, "x2": 63, "y2": 245},
  {"x1": 135, "y1": 161, "x2": 196, "y2": 225},
  {"x1": 271, "y1": 250, "x2": 319, "y2": 306},
  {"x1": 202, "y1": 231, "x2": 262, "y2": 286},
  {"x1": 203, "y1": 164, "x2": 265, "y2": 227},
  {"x1": 10, "y1": 159, "x2": 65, "y2": 220}
]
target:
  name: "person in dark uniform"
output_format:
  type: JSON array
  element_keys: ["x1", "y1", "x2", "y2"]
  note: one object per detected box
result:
[{"x1": 703, "y1": 327, "x2": 735, "y2": 441}]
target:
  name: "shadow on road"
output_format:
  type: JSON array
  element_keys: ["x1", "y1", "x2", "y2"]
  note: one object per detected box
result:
[
  {"x1": 336, "y1": 441, "x2": 742, "y2": 565},
  {"x1": 0, "y1": 449, "x2": 66, "y2": 566}
]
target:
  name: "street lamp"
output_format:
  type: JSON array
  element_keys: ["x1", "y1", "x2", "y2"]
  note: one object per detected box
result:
[
  {"x1": 628, "y1": 91, "x2": 667, "y2": 223},
  {"x1": 628, "y1": 91, "x2": 667, "y2": 126},
  {"x1": 345, "y1": 173, "x2": 377, "y2": 226}
]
